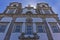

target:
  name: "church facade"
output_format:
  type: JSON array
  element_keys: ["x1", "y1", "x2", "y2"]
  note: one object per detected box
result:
[{"x1": 0, "y1": 2, "x2": 60, "y2": 40}]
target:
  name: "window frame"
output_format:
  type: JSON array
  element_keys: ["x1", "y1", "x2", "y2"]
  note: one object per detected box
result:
[
  {"x1": 25, "y1": 25, "x2": 33, "y2": 35},
  {"x1": 13, "y1": 24, "x2": 22, "y2": 33},
  {"x1": 37, "y1": 25, "x2": 46, "y2": 33},
  {"x1": 51, "y1": 26, "x2": 60, "y2": 33},
  {"x1": 6, "y1": 9, "x2": 16, "y2": 14},
  {"x1": 0, "y1": 24, "x2": 7, "y2": 33},
  {"x1": 43, "y1": 9, "x2": 51, "y2": 14}
]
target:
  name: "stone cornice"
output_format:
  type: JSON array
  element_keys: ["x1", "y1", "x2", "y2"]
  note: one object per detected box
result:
[{"x1": 0, "y1": 13, "x2": 58, "y2": 18}]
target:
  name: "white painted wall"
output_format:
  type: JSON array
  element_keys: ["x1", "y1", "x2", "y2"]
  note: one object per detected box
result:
[
  {"x1": 10, "y1": 33, "x2": 21, "y2": 40},
  {"x1": 22, "y1": 23, "x2": 25, "y2": 33},
  {"x1": 0, "y1": 33, "x2": 6, "y2": 40},
  {"x1": 33, "y1": 18, "x2": 43, "y2": 22},
  {"x1": 52, "y1": 33, "x2": 60, "y2": 40},
  {"x1": 37, "y1": 33, "x2": 48, "y2": 40},
  {"x1": 33, "y1": 23, "x2": 36, "y2": 33},
  {"x1": 1, "y1": 17, "x2": 12, "y2": 22},
  {"x1": 46, "y1": 18, "x2": 57, "y2": 22},
  {"x1": 15, "y1": 18, "x2": 26, "y2": 22},
  {"x1": 10, "y1": 33, "x2": 48, "y2": 40},
  {"x1": 15, "y1": 18, "x2": 43, "y2": 22},
  {"x1": 24, "y1": 35, "x2": 34, "y2": 37}
]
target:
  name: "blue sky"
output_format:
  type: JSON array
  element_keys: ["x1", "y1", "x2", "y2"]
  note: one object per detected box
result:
[{"x1": 0, "y1": 0, "x2": 60, "y2": 17}]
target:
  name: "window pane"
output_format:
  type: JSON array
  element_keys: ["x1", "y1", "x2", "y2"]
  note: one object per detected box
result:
[
  {"x1": 7, "y1": 9, "x2": 16, "y2": 14},
  {"x1": 40, "y1": 10, "x2": 43, "y2": 14},
  {"x1": 1, "y1": 17, "x2": 12, "y2": 22},
  {"x1": 0, "y1": 25, "x2": 7, "y2": 33},
  {"x1": 14, "y1": 25, "x2": 21, "y2": 33},
  {"x1": 43, "y1": 10, "x2": 50, "y2": 14},
  {"x1": 37, "y1": 26, "x2": 45, "y2": 33},
  {"x1": 26, "y1": 26, "x2": 32, "y2": 35},
  {"x1": 51, "y1": 26, "x2": 60, "y2": 33}
]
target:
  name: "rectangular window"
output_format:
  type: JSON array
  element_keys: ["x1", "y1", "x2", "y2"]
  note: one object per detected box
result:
[
  {"x1": 43, "y1": 9, "x2": 50, "y2": 14},
  {"x1": 51, "y1": 26, "x2": 60, "y2": 33},
  {"x1": 6, "y1": 9, "x2": 16, "y2": 14},
  {"x1": 0, "y1": 25, "x2": 7, "y2": 33},
  {"x1": 40, "y1": 10, "x2": 44, "y2": 14},
  {"x1": 26, "y1": 26, "x2": 32, "y2": 35},
  {"x1": 13, "y1": 25, "x2": 21, "y2": 33},
  {"x1": 37, "y1": 26, "x2": 45, "y2": 33}
]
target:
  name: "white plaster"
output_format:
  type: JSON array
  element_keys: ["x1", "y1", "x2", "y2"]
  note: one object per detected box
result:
[
  {"x1": 0, "y1": 33, "x2": 6, "y2": 40},
  {"x1": 46, "y1": 18, "x2": 57, "y2": 22},
  {"x1": 37, "y1": 33, "x2": 48, "y2": 40},
  {"x1": 24, "y1": 35, "x2": 34, "y2": 37},
  {"x1": 52, "y1": 33, "x2": 60, "y2": 40},
  {"x1": 33, "y1": 23, "x2": 36, "y2": 33},
  {"x1": 22, "y1": 23, "x2": 25, "y2": 33},
  {"x1": 49, "y1": 10, "x2": 52, "y2": 14},
  {"x1": 32, "y1": 18, "x2": 43, "y2": 22},
  {"x1": 10, "y1": 33, "x2": 21, "y2": 40},
  {"x1": 1, "y1": 17, "x2": 12, "y2": 22},
  {"x1": 15, "y1": 18, "x2": 26, "y2": 22}
]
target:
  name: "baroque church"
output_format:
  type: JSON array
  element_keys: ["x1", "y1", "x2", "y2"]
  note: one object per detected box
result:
[{"x1": 0, "y1": 2, "x2": 60, "y2": 40}]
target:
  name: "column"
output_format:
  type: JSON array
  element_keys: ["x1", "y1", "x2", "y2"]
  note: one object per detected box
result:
[
  {"x1": 4, "y1": 17, "x2": 16, "y2": 40},
  {"x1": 44, "y1": 19, "x2": 53, "y2": 40},
  {"x1": 33, "y1": 23, "x2": 36, "y2": 33},
  {"x1": 22, "y1": 23, "x2": 25, "y2": 33},
  {"x1": 57, "y1": 23, "x2": 60, "y2": 28},
  {"x1": 46, "y1": 22, "x2": 53, "y2": 34}
]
